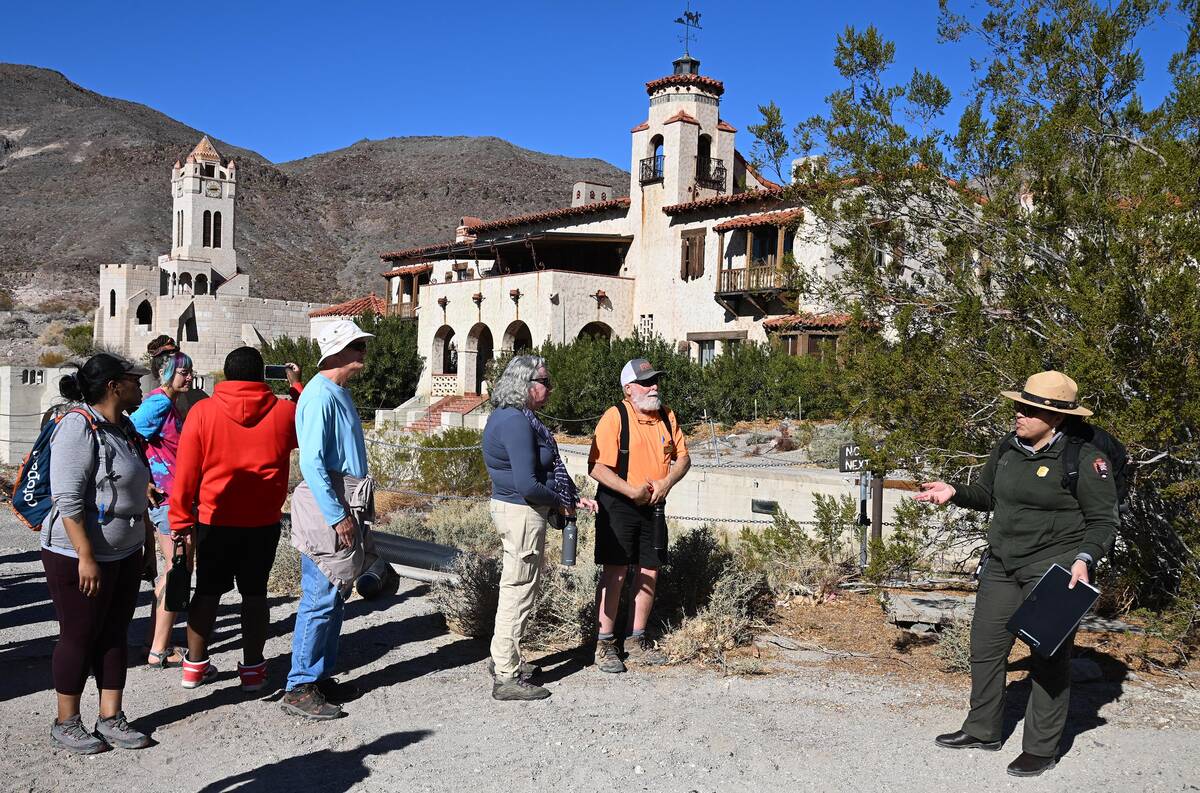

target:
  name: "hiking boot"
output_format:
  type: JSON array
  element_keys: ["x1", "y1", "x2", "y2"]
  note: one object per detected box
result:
[
  {"x1": 50, "y1": 715, "x2": 110, "y2": 754},
  {"x1": 315, "y1": 677, "x2": 360, "y2": 704},
  {"x1": 624, "y1": 634, "x2": 669, "y2": 666},
  {"x1": 487, "y1": 658, "x2": 541, "y2": 681},
  {"x1": 94, "y1": 711, "x2": 151, "y2": 749},
  {"x1": 594, "y1": 637, "x2": 626, "y2": 674},
  {"x1": 181, "y1": 658, "x2": 218, "y2": 689},
  {"x1": 281, "y1": 683, "x2": 343, "y2": 720},
  {"x1": 237, "y1": 660, "x2": 268, "y2": 692},
  {"x1": 492, "y1": 676, "x2": 551, "y2": 701}
]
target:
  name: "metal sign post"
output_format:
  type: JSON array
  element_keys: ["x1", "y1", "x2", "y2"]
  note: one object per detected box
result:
[{"x1": 858, "y1": 470, "x2": 871, "y2": 568}]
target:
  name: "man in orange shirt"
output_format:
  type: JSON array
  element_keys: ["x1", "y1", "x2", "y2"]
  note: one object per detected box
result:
[{"x1": 588, "y1": 358, "x2": 691, "y2": 673}]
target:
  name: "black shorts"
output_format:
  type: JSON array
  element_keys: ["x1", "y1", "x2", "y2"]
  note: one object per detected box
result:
[
  {"x1": 194, "y1": 523, "x2": 282, "y2": 597},
  {"x1": 594, "y1": 489, "x2": 665, "y2": 569}
]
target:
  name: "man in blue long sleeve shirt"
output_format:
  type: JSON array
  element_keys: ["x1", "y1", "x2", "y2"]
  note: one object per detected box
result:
[{"x1": 281, "y1": 320, "x2": 373, "y2": 720}]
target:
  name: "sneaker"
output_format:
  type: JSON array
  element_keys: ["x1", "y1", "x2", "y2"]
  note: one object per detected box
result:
[
  {"x1": 238, "y1": 660, "x2": 268, "y2": 692},
  {"x1": 93, "y1": 711, "x2": 151, "y2": 749},
  {"x1": 487, "y1": 658, "x2": 541, "y2": 681},
  {"x1": 50, "y1": 715, "x2": 110, "y2": 754},
  {"x1": 315, "y1": 677, "x2": 360, "y2": 705},
  {"x1": 181, "y1": 658, "x2": 218, "y2": 689},
  {"x1": 594, "y1": 636, "x2": 626, "y2": 674},
  {"x1": 281, "y1": 683, "x2": 343, "y2": 720},
  {"x1": 624, "y1": 634, "x2": 669, "y2": 666},
  {"x1": 491, "y1": 676, "x2": 551, "y2": 701}
]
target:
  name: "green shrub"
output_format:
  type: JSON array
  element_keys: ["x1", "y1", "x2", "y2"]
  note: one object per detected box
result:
[
  {"x1": 63, "y1": 324, "x2": 94, "y2": 357},
  {"x1": 413, "y1": 428, "x2": 490, "y2": 496},
  {"x1": 738, "y1": 497, "x2": 858, "y2": 597},
  {"x1": 655, "y1": 525, "x2": 736, "y2": 621},
  {"x1": 418, "y1": 500, "x2": 498, "y2": 555},
  {"x1": 864, "y1": 499, "x2": 934, "y2": 583}
]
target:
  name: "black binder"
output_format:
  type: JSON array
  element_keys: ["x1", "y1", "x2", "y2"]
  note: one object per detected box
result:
[{"x1": 1006, "y1": 563, "x2": 1099, "y2": 658}]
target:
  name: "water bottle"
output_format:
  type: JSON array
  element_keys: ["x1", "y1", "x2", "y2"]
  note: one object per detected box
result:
[
  {"x1": 560, "y1": 519, "x2": 578, "y2": 566},
  {"x1": 653, "y1": 501, "x2": 668, "y2": 551}
]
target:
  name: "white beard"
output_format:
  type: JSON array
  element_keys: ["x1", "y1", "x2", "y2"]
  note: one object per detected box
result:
[{"x1": 631, "y1": 393, "x2": 661, "y2": 412}]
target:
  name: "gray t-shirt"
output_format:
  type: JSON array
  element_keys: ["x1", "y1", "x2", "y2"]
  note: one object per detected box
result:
[{"x1": 43, "y1": 407, "x2": 150, "y2": 562}]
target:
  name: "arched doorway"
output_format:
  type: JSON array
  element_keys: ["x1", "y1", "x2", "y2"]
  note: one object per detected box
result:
[
  {"x1": 464, "y1": 323, "x2": 494, "y2": 396},
  {"x1": 135, "y1": 300, "x2": 153, "y2": 327},
  {"x1": 194, "y1": 274, "x2": 209, "y2": 295},
  {"x1": 433, "y1": 325, "x2": 457, "y2": 375},
  {"x1": 577, "y1": 321, "x2": 612, "y2": 341},
  {"x1": 179, "y1": 273, "x2": 193, "y2": 293},
  {"x1": 502, "y1": 320, "x2": 532, "y2": 353}
]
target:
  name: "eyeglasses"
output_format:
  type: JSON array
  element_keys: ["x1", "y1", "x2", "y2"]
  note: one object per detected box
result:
[
  {"x1": 531, "y1": 377, "x2": 552, "y2": 388},
  {"x1": 635, "y1": 375, "x2": 661, "y2": 387}
]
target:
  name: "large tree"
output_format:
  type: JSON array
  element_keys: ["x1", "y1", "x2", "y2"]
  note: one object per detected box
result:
[{"x1": 764, "y1": 0, "x2": 1199, "y2": 650}]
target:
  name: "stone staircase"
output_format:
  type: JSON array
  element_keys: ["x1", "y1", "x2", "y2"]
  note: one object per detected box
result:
[{"x1": 407, "y1": 393, "x2": 487, "y2": 432}]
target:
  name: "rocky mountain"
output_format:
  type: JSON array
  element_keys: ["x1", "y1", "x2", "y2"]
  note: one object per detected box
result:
[{"x1": 0, "y1": 63, "x2": 628, "y2": 310}]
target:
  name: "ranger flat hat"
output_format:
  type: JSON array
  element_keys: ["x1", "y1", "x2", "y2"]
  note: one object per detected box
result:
[{"x1": 1001, "y1": 370, "x2": 1093, "y2": 416}]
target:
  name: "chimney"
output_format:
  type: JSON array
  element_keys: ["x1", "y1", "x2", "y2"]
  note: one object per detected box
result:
[{"x1": 571, "y1": 181, "x2": 613, "y2": 208}]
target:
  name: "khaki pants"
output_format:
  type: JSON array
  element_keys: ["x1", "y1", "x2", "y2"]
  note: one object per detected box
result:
[{"x1": 489, "y1": 499, "x2": 549, "y2": 679}]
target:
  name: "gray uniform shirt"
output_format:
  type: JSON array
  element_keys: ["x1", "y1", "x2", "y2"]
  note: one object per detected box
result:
[{"x1": 43, "y1": 407, "x2": 150, "y2": 561}]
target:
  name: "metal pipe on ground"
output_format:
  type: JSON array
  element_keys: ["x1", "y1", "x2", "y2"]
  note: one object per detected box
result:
[{"x1": 372, "y1": 532, "x2": 462, "y2": 582}]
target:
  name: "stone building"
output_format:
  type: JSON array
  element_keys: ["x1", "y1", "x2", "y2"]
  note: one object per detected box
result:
[
  {"x1": 93, "y1": 137, "x2": 327, "y2": 375},
  {"x1": 374, "y1": 53, "x2": 848, "y2": 423}
]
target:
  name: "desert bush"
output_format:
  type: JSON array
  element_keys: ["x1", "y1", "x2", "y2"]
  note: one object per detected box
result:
[
  {"x1": 739, "y1": 497, "x2": 857, "y2": 597},
  {"x1": 416, "y1": 500, "x2": 498, "y2": 555},
  {"x1": 63, "y1": 324, "x2": 94, "y2": 357},
  {"x1": 430, "y1": 553, "x2": 501, "y2": 638},
  {"x1": 934, "y1": 619, "x2": 972, "y2": 674},
  {"x1": 38, "y1": 351, "x2": 66, "y2": 367},
  {"x1": 374, "y1": 508, "x2": 427, "y2": 539},
  {"x1": 413, "y1": 428, "x2": 489, "y2": 496},
  {"x1": 655, "y1": 524, "x2": 735, "y2": 622},
  {"x1": 660, "y1": 562, "x2": 773, "y2": 668},
  {"x1": 0, "y1": 288, "x2": 12, "y2": 311},
  {"x1": 37, "y1": 320, "x2": 66, "y2": 348},
  {"x1": 524, "y1": 555, "x2": 601, "y2": 651}
]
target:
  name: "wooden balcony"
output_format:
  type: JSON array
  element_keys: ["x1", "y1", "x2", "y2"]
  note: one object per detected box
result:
[
  {"x1": 385, "y1": 301, "x2": 418, "y2": 319},
  {"x1": 716, "y1": 260, "x2": 785, "y2": 294}
]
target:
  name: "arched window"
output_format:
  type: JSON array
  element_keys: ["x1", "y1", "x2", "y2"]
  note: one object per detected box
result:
[
  {"x1": 136, "y1": 300, "x2": 153, "y2": 327},
  {"x1": 21, "y1": 369, "x2": 29, "y2": 385},
  {"x1": 179, "y1": 273, "x2": 193, "y2": 293},
  {"x1": 194, "y1": 274, "x2": 208, "y2": 295},
  {"x1": 202, "y1": 211, "x2": 211, "y2": 247},
  {"x1": 212, "y1": 211, "x2": 222, "y2": 249},
  {"x1": 108, "y1": 290, "x2": 116, "y2": 317}
]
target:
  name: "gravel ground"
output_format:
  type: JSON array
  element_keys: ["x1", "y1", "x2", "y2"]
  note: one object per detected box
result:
[{"x1": 1, "y1": 510, "x2": 1197, "y2": 793}]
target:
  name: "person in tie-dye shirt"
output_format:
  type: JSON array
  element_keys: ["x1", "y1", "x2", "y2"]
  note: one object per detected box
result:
[{"x1": 130, "y1": 349, "x2": 193, "y2": 669}]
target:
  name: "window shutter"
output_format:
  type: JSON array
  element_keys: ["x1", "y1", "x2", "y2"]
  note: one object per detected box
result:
[
  {"x1": 693, "y1": 232, "x2": 705, "y2": 279},
  {"x1": 680, "y1": 236, "x2": 691, "y2": 280}
]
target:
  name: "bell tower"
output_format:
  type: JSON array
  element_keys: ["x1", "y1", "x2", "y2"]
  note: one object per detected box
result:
[{"x1": 170, "y1": 136, "x2": 238, "y2": 285}]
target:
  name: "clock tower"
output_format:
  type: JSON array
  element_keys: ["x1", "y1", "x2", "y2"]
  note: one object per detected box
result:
[{"x1": 167, "y1": 135, "x2": 240, "y2": 293}]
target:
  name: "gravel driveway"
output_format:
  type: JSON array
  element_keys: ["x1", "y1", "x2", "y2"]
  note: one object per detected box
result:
[{"x1": 1, "y1": 510, "x2": 1197, "y2": 792}]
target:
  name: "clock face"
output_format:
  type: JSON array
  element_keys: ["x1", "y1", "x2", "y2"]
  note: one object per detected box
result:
[{"x1": 205, "y1": 181, "x2": 220, "y2": 198}]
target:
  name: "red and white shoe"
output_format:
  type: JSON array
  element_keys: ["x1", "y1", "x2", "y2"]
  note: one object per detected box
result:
[
  {"x1": 237, "y1": 660, "x2": 268, "y2": 692},
  {"x1": 181, "y1": 658, "x2": 217, "y2": 689}
]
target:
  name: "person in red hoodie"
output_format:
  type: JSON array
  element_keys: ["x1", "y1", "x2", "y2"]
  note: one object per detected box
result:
[{"x1": 167, "y1": 346, "x2": 302, "y2": 691}]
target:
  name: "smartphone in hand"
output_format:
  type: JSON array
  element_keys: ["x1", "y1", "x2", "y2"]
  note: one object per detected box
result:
[{"x1": 264, "y1": 364, "x2": 290, "y2": 381}]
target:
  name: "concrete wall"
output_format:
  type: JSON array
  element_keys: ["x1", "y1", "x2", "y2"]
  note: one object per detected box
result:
[{"x1": 0, "y1": 365, "x2": 74, "y2": 464}]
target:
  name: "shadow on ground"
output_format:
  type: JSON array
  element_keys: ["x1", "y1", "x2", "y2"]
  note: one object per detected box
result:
[{"x1": 197, "y1": 729, "x2": 433, "y2": 792}]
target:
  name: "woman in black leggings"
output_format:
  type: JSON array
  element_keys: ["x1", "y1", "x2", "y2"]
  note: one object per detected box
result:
[{"x1": 41, "y1": 354, "x2": 157, "y2": 753}]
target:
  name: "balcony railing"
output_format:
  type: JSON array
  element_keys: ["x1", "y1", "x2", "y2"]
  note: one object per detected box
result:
[
  {"x1": 640, "y1": 155, "x2": 665, "y2": 184},
  {"x1": 385, "y1": 301, "x2": 417, "y2": 319},
  {"x1": 695, "y1": 156, "x2": 726, "y2": 191},
  {"x1": 717, "y1": 262, "x2": 787, "y2": 293}
]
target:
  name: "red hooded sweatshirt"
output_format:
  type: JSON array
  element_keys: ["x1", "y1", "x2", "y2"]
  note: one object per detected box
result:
[{"x1": 169, "y1": 380, "x2": 299, "y2": 534}]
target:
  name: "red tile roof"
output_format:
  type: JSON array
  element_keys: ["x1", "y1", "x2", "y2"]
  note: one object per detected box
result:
[
  {"x1": 645, "y1": 73, "x2": 725, "y2": 96},
  {"x1": 459, "y1": 216, "x2": 484, "y2": 227},
  {"x1": 735, "y1": 150, "x2": 782, "y2": 190},
  {"x1": 380, "y1": 263, "x2": 434, "y2": 278},
  {"x1": 189, "y1": 135, "x2": 222, "y2": 163},
  {"x1": 453, "y1": 197, "x2": 630, "y2": 235},
  {"x1": 663, "y1": 188, "x2": 782, "y2": 215},
  {"x1": 664, "y1": 109, "x2": 700, "y2": 126},
  {"x1": 309, "y1": 293, "x2": 386, "y2": 318},
  {"x1": 717, "y1": 119, "x2": 737, "y2": 132},
  {"x1": 630, "y1": 121, "x2": 650, "y2": 132},
  {"x1": 712, "y1": 208, "x2": 804, "y2": 232},
  {"x1": 380, "y1": 241, "x2": 458, "y2": 261},
  {"x1": 762, "y1": 313, "x2": 853, "y2": 331}
]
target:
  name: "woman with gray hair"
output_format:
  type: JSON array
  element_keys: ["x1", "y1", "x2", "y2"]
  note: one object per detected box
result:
[{"x1": 481, "y1": 355, "x2": 596, "y2": 701}]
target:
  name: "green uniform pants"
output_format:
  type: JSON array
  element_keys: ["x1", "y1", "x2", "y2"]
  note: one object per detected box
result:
[{"x1": 962, "y1": 551, "x2": 1077, "y2": 757}]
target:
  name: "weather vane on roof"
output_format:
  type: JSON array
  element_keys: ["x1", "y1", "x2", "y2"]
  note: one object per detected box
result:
[{"x1": 675, "y1": 2, "x2": 702, "y2": 56}]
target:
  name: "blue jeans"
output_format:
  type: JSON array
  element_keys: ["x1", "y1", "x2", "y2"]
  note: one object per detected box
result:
[{"x1": 286, "y1": 554, "x2": 345, "y2": 691}]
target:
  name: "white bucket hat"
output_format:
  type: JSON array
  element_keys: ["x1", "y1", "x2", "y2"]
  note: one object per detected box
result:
[{"x1": 316, "y1": 319, "x2": 374, "y2": 366}]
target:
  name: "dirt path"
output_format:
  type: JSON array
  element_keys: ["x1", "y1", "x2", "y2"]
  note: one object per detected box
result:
[{"x1": 1, "y1": 511, "x2": 1197, "y2": 792}]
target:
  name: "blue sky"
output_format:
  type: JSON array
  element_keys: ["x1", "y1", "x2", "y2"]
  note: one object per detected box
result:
[{"x1": 3, "y1": 1, "x2": 1189, "y2": 170}]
